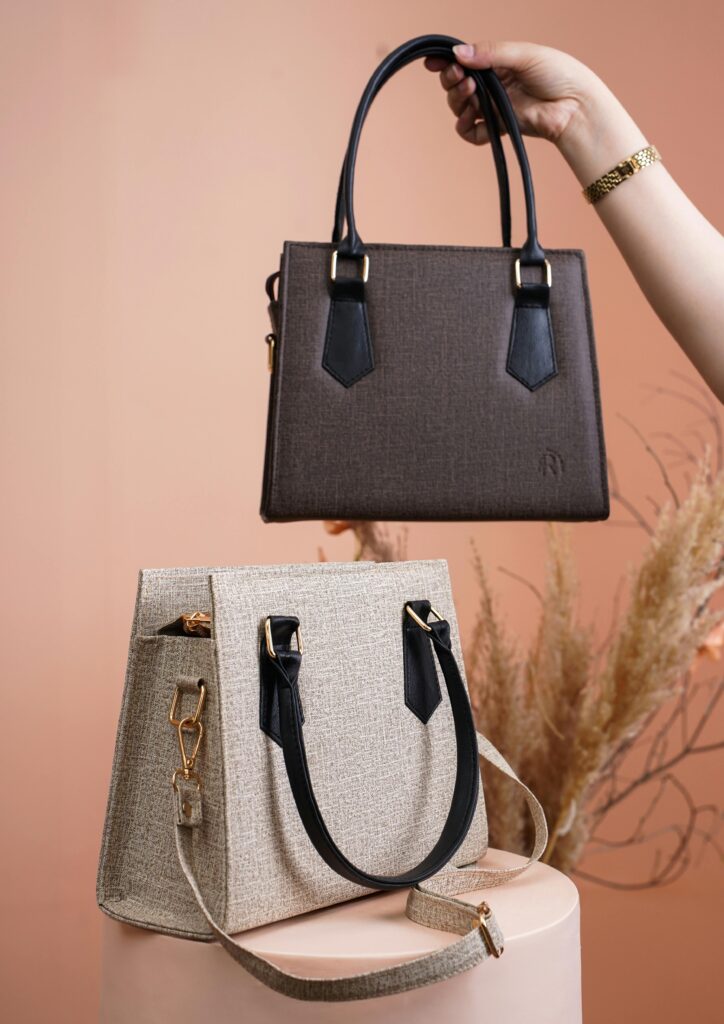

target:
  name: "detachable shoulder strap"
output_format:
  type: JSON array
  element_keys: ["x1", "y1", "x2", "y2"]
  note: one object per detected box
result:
[{"x1": 172, "y1": 730, "x2": 546, "y2": 1002}]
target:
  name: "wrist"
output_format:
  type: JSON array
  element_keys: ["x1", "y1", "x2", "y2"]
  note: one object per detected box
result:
[{"x1": 556, "y1": 81, "x2": 650, "y2": 187}]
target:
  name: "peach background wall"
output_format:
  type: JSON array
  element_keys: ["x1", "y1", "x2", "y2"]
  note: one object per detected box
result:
[{"x1": 1, "y1": 2, "x2": 722, "y2": 1022}]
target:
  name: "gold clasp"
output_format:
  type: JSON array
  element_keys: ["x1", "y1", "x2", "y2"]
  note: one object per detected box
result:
[
  {"x1": 330, "y1": 250, "x2": 370, "y2": 283},
  {"x1": 169, "y1": 683, "x2": 206, "y2": 792},
  {"x1": 514, "y1": 257, "x2": 552, "y2": 289},
  {"x1": 405, "y1": 604, "x2": 443, "y2": 633},
  {"x1": 265, "y1": 333, "x2": 276, "y2": 373},
  {"x1": 616, "y1": 157, "x2": 638, "y2": 178},
  {"x1": 264, "y1": 617, "x2": 304, "y2": 660},
  {"x1": 180, "y1": 611, "x2": 212, "y2": 637},
  {"x1": 169, "y1": 681, "x2": 206, "y2": 728},
  {"x1": 474, "y1": 901, "x2": 504, "y2": 959},
  {"x1": 176, "y1": 715, "x2": 204, "y2": 775}
]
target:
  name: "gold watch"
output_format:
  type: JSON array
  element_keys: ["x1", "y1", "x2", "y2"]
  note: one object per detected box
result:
[{"x1": 582, "y1": 145, "x2": 661, "y2": 204}]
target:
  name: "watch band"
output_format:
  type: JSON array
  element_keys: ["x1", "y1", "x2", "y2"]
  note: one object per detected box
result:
[{"x1": 583, "y1": 145, "x2": 661, "y2": 204}]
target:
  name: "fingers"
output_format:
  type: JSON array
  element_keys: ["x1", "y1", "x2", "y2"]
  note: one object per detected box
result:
[
  {"x1": 423, "y1": 55, "x2": 494, "y2": 147},
  {"x1": 451, "y1": 40, "x2": 541, "y2": 72}
]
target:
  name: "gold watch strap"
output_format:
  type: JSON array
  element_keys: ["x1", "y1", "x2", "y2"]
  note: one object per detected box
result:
[{"x1": 583, "y1": 145, "x2": 661, "y2": 204}]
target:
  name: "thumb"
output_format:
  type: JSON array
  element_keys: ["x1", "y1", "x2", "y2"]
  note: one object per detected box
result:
[{"x1": 452, "y1": 40, "x2": 539, "y2": 72}]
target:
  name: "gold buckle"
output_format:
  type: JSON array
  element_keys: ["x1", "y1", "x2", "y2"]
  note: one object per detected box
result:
[
  {"x1": 514, "y1": 258, "x2": 552, "y2": 289},
  {"x1": 330, "y1": 250, "x2": 370, "y2": 283},
  {"x1": 404, "y1": 604, "x2": 443, "y2": 633},
  {"x1": 265, "y1": 333, "x2": 276, "y2": 373},
  {"x1": 616, "y1": 157, "x2": 638, "y2": 178},
  {"x1": 172, "y1": 767, "x2": 201, "y2": 792},
  {"x1": 264, "y1": 617, "x2": 304, "y2": 660},
  {"x1": 474, "y1": 901, "x2": 504, "y2": 959},
  {"x1": 176, "y1": 715, "x2": 204, "y2": 775},
  {"x1": 169, "y1": 681, "x2": 206, "y2": 728}
]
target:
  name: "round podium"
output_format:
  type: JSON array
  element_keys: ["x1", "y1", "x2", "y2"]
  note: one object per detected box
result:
[{"x1": 98, "y1": 850, "x2": 581, "y2": 1023}]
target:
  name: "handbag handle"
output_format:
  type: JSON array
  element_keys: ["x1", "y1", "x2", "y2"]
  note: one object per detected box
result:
[
  {"x1": 331, "y1": 37, "x2": 512, "y2": 248},
  {"x1": 336, "y1": 34, "x2": 545, "y2": 267},
  {"x1": 259, "y1": 602, "x2": 480, "y2": 890}
]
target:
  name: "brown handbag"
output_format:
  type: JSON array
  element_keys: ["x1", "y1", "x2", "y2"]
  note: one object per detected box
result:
[{"x1": 260, "y1": 34, "x2": 609, "y2": 523}]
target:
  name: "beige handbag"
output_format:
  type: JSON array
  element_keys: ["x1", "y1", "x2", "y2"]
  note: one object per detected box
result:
[{"x1": 97, "y1": 560, "x2": 546, "y2": 1001}]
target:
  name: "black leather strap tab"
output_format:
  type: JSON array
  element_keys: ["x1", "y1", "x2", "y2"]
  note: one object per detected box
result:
[
  {"x1": 323, "y1": 273, "x2": 374, "y2": 387},
  {"x1": 259, "y1": 608, "x2": 480, "y2": 891},
  {"x1": 507, "y1": 279, "x2": 557, "y2": 391},
  {"x1": 403, "y1": 600, "x2": 442, "y2": 723},
  {"x1": 259, "y1": 615, "x2": 304, "y2": 745}
]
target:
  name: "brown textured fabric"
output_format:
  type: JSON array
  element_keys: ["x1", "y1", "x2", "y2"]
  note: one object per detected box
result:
[{"x1": 261, "y1": 242, "x2": 608, "y2": 522}]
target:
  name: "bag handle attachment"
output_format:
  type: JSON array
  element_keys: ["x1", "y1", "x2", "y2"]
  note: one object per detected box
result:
[
  {"x1": 322, "y1": 34, "x2": 556, "y2": 392},
  {"x1": 258, "y1": 602, "x2": 480, "y2": 890}
]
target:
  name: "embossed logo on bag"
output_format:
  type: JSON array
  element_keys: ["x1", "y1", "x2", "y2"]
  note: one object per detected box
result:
[{"x1": 539, "y1": 449, "x2": 565, "y2": 478}]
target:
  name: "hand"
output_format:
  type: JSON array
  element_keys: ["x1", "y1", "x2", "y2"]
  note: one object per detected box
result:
[{"x1": 425, "y1": 41, "x2": 607, "y2": 149}]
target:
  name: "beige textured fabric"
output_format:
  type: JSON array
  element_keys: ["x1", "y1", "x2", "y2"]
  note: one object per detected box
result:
[{"x1": 97, "y1": 560, "x2": 488, "y2": 938}]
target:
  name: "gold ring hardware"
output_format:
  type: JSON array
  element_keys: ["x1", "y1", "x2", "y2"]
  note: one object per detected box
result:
[
  {"x1": 172, "y1": 767, "x2": 202, "y2": 792},
  {"x1": 169, "y1": 681, "x2": 206, "y2": 728},
  {"x1": 404, "y1": 604, "x2": 444, "y2": 633},
  {"x1": 265, "y1": 333, "x2": 276, "y2": 373},
  {"x1": 514, "y1": 257, "x2": 552, "y2": 290},
  {"x1": 330, "y1": 250, "x2": 370, "y2": 284},
  {"x1": 474, "y1": 901, "x2": 504, "y2": 959},
  {"x1": 264, "y1": 616, "x2": 304, "y2": 660},
  {"x1": 176, "y1": 715, "x2": 204, "y2": 775}
]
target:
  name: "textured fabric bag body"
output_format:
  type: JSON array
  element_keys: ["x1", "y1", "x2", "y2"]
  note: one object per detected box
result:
[
  {"x1": 98, "y1": 560, "x2": 547, "y2": 1001},
  {"x1": 261, "y1": 34, "x2": 608, "y2": 523}
]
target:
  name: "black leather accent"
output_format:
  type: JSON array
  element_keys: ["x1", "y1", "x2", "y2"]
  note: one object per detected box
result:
[
  {"x1": 403, "y1": 600, "x2": 442, "y2": 723},
  {"x1": 259, "y1": 615, "x2": 304, "y2": 745},
  {"x1": 335, "y1": 35, "x2": 546, "y2": 266},
  {"x1": 323, "y1": 273, "x2": 374, "y2": 387},
  {"x1": 259, "y1": 608, "x2": 480, "y2": 890},
  {"x1": 507, "y1": 279, "x2": 557, "y2": 391}
]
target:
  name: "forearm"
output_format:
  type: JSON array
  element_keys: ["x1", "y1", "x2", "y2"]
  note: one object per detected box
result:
[{"x1": 558, "y1": 83, "x2": 724, "y2": 402}]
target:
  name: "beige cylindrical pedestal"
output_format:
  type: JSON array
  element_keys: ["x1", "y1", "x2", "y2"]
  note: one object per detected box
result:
[{"x1": 98, "y1": 850, "x2": 581, "y2": 1023}]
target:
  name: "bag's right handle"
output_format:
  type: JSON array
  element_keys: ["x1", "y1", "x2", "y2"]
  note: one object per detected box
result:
[
  {"x1": 331, "y1": 37, "x2": 512, "y2": 248},
  {"x1": 260, "y1": 602, "x2": 481, "y2": 891}
]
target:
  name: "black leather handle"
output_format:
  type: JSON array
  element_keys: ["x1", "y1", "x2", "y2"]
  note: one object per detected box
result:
[
  {"x1": 336, "y1": 34, "x2": 545, "y2": 265},
  {"x1": 331, "y1": 39, "x2": 512, "y2": 248},
  {"x1": 259, "y1": 603, "x2": 480, "y2": 891}
]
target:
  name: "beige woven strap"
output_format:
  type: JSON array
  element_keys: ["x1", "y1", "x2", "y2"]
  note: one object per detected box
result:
[
  {"x1": 406, "y1": 732, "x2": 548, "y2": 930},
  {"x1": 173, "y1": 731, "x2": 545, "y2": 1001},
  {"x1": 175, "y1": 827, "x2": 498, "y2": 1001}
]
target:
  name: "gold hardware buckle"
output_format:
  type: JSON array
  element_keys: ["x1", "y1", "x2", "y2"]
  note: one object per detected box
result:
[
  {"x1": 330, "y1": 250, "x2": 370, "y2": 283},
  {"x1": 514, "y1": 257, "x2": 552, "y2": 289},
  {"x1": 169, "y1": 681, "x2": 206, "y2": 728},
  {"x1": 474, "y1": 901, "x2": 504, "y2": 959},
  {"x1": 264, "y1": 616, "x2": 304, "y2": 660},
  {"x1": 405, "y1": 604, "x2": 443, "y2": 633},
  {"x1": 172, "y1": 767, "x2": 201, "y2": 792},
  {"x1": 616, "y1": 157, "x2": 638, "y2": 178},
  {"x1": 265, "y1": 333, "x2": 276, "y2": 373},
  {"x1": 176, "y1": 715, "x2": 204, "y2": 775}
]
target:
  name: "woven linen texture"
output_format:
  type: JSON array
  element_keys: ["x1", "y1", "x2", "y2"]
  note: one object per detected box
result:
[
  {"x1": 264, "y1": 242, "x2": 608, "y2": 520},
  {"x1": 97, "y1": 560, "x2": 487, "y2": 938}
]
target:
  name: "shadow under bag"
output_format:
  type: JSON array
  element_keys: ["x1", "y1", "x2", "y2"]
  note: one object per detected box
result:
[
  {"x1": 261, "y1": 34, "x2": 609, "y2": 522},
  {"x1": 98, "y1": 559, "x2": 547, "y2": 1001}
]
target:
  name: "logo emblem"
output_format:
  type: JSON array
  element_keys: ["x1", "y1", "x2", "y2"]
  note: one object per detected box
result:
[{"x1": 539, "y1": 449, "x2": 565, "y2": 478}]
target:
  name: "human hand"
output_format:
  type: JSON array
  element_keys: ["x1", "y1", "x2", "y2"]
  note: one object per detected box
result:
[
  {"x1": 426, "y1": 41, "x2": 647, "y2": 184},
  {"x1": 425, "y1": 41, "x2": 608, "y2": 148}
]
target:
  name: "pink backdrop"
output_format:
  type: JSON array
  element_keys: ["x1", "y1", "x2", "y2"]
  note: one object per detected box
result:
[{"x1": 1, "y1": 2, "x2": 722, "y2": 1021}]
